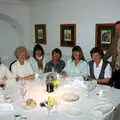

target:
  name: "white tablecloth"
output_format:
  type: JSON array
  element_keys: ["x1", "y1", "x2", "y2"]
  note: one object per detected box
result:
[{"x1": 0, "y1": 77, "x2": 120, "y2": 120}]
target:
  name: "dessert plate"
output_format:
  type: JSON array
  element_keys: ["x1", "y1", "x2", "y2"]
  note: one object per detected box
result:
[
  {"x1": 62, "y1": 93, "x2": 79, "y2": 102},
  {"x1": 24, "y1": 99, "x2": 37, "y2": 109}
]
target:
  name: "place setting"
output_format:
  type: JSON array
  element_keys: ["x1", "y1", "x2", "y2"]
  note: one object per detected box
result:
[{"x1": 0, "y1": 80, "x2": 14, "y2": 115}]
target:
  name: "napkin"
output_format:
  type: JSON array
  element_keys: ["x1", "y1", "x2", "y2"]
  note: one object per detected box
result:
[{"x1": 71, "y1": 80, "x2": 87, "y2": 88}]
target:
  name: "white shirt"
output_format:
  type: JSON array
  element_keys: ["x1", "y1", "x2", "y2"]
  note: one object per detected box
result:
[
  {"x1": 28, "y1": 57, "x2": 45, "y2": 74},
  {"x1": 0, "y1": 64, "x2": 13, "y2": 79},
  {"x1": 88, "y1": 59, "x2": 112, "y2": 79},
  {"x1": 11, "y1": 60, "x2": 33, "y2": 77},
  {"x1": 63, "y1": 59, "x2": 88, "y2": 78}
]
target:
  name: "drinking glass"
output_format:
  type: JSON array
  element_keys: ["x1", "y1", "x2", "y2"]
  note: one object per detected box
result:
[
  {"x1": 52, "y1": 102, "x2": 59, "y2": 120},
  {"x1": 84, "y1": 81, "x2": 94, "y2": 97},
  {"x1": 0, "y1": 80, "x2": 6, "y2": 96},
  {"x1": 0, "y1": 80, "x2": 6, "y2": 90},
  {"x1": 95, "y1": 84, "x2": 104, "y2": 97},
  {"x1": 18, "y1": 80, "x2": 27, "y2": 100},
  {"x1": 47, "y1": 104, "x2": 54, "y2": 116},
  {"x1": 20, "y1": 87, "x2": 27, "y2": 100},
  {"x1": 52, "y1": 67, "x2": 55, "y2": 72},
  {"x1": 47, "y1": 96, "x2": 56, "y2": 116}
]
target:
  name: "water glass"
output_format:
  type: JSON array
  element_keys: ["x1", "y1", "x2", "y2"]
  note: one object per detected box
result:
[
  {"x1": 18, "y1": 80, "x2": 26, "y2": 87},
  {"x1": 20, "y1": 87, "x2": 27, "y2": 99},
  {"x1": 84, "y1": 81, "x2": 93, "y2": 97},
  {"x1": 18, "y1": 80, "x2": 27, "y2": 100}
]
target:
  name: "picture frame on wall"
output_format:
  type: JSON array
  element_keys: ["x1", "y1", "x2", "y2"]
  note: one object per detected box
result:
[
  {"x1": 35, "y1": 24, "x2": 47, "y2": 44},
  {"x1": 95, "y1": 23, "x2": 115, "y2": 50},
  {"x1": 60, "y1": 24, "x2": 76, "y2": 47}
]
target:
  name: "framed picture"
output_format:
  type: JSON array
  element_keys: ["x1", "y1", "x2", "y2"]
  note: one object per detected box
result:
[
  {"x1": 95, "y1": 23, "x2": 115, "y2": 50},
  {"x1": 60, "y1": 24, "x2": 76, "y2": 47},
  {"x1": 35, "y1": 24, "x2": 47, "y2": 44}
]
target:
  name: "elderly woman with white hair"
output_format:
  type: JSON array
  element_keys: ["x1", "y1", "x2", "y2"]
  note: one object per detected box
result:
[{"x1": 11, "y1": 46, "x2": 34, "y2": 81}]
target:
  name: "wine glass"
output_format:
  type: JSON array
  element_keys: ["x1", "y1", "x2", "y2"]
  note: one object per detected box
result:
[
  {"x1": 47, "y1": 104, "x2": 53, "y2": 116},
  {"x1": 95, "y1": 84, "x2": 104, "y2": 97},
  {"x1": 46, "y1": 96, "x2": 56, "y2": 116},
  {"x1": 47, "y1": 96, "x2": 60, "y2": 119},
  {"x1": 52, "y1": 101, "x2": 59, "y2": 120},
  {"x1": 84, "y1": 81, "x2": 94, "y2": 97}
]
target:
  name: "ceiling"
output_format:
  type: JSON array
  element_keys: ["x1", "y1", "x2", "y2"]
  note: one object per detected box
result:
[
  {"x1": 0, "y1": 0, "x2": 34, "y2": 2},
  {"x1": 0, "y1": 0, "x2": 53, "y2": 6},
  {"x1": 0, "y1": 0, "x2": 49, "y2": 3},
  {"x1": 0, "y1": 0, "x2": 42, "y2": 5}
]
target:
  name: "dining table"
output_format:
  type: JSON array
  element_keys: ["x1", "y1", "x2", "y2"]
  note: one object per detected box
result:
[{"x1": 0, "y1": 73, "x2": 120, "y2": 120}]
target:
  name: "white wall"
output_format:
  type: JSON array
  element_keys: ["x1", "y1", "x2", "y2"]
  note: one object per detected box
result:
[
  {"x1": 0, "y1": 0, "x2": 120, "y2": 65},
  {"x1": 0, "y1": 2, "x2": 31, "y2": 64},
  {"x1": 30, "y1": 0, "x2": 120, "y2": 59},
  {"x1": 0, "y1": 20, "x2": 19, "y2": 58}
]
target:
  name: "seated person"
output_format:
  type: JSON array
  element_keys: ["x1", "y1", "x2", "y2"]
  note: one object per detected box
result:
[
  {"x1": 44, "y1": 48, "x2": 65, "y2": 73},
  {"x1": 62, "y1": 45, "x2": 88, "y2": 79},
  {"x1": 0, "y1": 58, "x2": 13, "y2": 80},
  {"x1": 88, "y1": 47, "x2": 112, "y2": 84},
  {"x1": 11, "y1": 46, "x2": 34, "y2": 81},
  {"x1": 29, "y1": 44, "x2": 45, "y2": 74},
  {"x1": 9, "y1": 60, "x2": 17, "y2": 71}
]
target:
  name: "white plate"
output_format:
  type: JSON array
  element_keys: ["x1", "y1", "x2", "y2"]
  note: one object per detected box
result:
[
  {"x1": 23, "y1": 99, "x2": 37, "y2": 109},
  {"x1": 62, "y1": 93, "x2": 79, "y2": 102},
  {"x1": 93, "y1": 102, "x2": 114, "y2": 115},
  {"x1": 66, "y1": 108, "x2": 82, "y2": 118},
  {"x1": 23, "y1": 103, "x2": 36, "y2": 109}
]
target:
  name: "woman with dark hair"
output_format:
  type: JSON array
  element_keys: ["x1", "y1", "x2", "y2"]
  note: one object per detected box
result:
[
  {"x1": 44, "y1": 48, "x2": 65, "y2": 73},
  {"x1": 29, "y1": 44, "x2": 45, "y2": 74},
  {"x1": 88, "y1": 47, "x2": 112, "y2": 84},
  {"x1": 62, "y1": 45, "x2": 88, "y2": 78}
]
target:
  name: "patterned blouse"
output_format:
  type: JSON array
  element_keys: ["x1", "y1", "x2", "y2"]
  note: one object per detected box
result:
[{"x1": 44, "y1": 60, "x2": 65, "y2": 73}]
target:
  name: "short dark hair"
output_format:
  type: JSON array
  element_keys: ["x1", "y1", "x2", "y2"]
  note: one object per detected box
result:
[
  {"x1": 33, "y1": 44, "x2": 44, "y2": 59},
  {"x1": 52, "y1": 48, "x2": 62, "y2": 58},
  {"x1": 115, "y1": 21, "x2": 120, "y2": 26},
  {"x1": 72, "y1": 45, "x2": 85, "y2": 60},
  {"x1": 90, "y1": 47, "x2": 104, "y2": 58}
]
